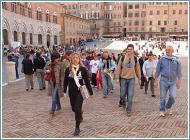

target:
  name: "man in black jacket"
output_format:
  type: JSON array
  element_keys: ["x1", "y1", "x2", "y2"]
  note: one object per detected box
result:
[
  {"x1": 138, "y1": 52, "x2": 147, "y2": 89},
  {"x1": 22, "y1": 53, "x2": 35, "y2": 91},
  {"x1": 34, "y1": 52, "x2": 46, "y2": 90}
]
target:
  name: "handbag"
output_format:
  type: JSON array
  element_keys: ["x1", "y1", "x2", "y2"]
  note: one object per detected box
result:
[
  {"x1": 44, "y1": 72, "x2": 51, "y2": 81},
  {"x1": 73, "y1": 67, "x2": 90, "y2": 100},
  {"x1": 80, "y1": 85, "x2": 90, "y2": 99}
]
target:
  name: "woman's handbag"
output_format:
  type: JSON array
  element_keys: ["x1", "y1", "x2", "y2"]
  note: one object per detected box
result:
[
  {"x1": 80, "y1": 85, "x2": 90, "y2": 99},
  {"x1": 73, "y1": 67, "x2": 90, "y2": 100},
  {"x1": 44, "y1": 71, "x2": 51, "y2": 81}
]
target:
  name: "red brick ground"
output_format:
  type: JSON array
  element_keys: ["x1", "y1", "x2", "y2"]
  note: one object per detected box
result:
[{"x1": 2, "y1": 57, "x2": 188, "y2": 138}]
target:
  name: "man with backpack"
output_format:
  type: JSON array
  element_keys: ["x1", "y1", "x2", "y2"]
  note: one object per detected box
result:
[{"x1": 115, "y1": 44, "x2": 141, "y2": 117}]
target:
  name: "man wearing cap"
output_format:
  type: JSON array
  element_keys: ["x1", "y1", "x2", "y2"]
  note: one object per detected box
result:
[{"x1": 154, "y1": 46, "x2": 182, "y2": 117}]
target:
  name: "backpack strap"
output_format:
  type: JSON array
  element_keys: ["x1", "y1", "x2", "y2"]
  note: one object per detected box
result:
[{"x1": 120, "y1": 55, "x2": 137, "y2": 69}]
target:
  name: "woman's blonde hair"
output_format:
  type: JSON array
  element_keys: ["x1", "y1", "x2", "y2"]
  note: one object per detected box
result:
[{"x1": 69, "y1": 52, "x2": 84, "y2": 67}]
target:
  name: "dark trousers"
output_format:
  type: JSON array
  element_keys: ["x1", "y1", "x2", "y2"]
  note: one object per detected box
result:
[
  {"x1": 91, "y1": 73, "x2": 97, "y2": 86},
  {"x1": 15, "y1": 66, "x2": 19, "y2": 79},
  {"x1": 145, "y1": 77, "x2": 155, "y2": 95},
  {"x1": 141, "y1": 76, "x2": 146, "y2": 87},
  {"x1": 69, "y1": 92, "x2": 83, "y2": 128}
]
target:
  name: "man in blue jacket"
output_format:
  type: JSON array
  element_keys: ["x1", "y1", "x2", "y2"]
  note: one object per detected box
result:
[{"x1": 154, "y1": 46, "x2": 182, "y2": 117}]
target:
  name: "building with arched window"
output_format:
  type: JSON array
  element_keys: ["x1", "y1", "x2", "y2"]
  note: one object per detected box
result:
[{"x1": 2, "y1": 2, "x2": 61, "y2": 49}]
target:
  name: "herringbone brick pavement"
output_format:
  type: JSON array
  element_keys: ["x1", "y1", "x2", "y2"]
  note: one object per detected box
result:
[{"x1": 2, "y1": 57, "x2": 188, "y2": 138}]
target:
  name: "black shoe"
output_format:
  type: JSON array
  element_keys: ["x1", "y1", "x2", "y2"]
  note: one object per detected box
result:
[
  {"x1": 119, "y1": 104, "x2": 122, "y2": 107},
  {"x1": 56, "y1": 107, "x2": 61, "y2": 111},
  {"x1": 43, "y1": 87, "x2": 46, "y2": 90},
  {"x1": 26, "y1": 89, "x2": 29, "y2": 91},
  {"x1": 152, "y1": 95, "x2": 156, "y2": 97},
  {"x1": 40, "y1": 89, "x2": 43, "y2": 91},
  {"x1": 73, "y1": 128, "x2": 80, "y2": 136},
  {"x1": 31, "y1": 88, "x2": 33, "y2": 90}
]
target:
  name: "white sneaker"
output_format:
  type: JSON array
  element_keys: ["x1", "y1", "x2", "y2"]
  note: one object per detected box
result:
[
  {"x1": 166, "y1": 108, "x2": 172, "y2": 115},
  {"x1": 160, "y1": 112, "x2": 165, "y2": 117}
]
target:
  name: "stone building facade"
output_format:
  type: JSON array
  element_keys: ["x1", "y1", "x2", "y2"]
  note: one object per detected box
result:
[
  {"x1": 64, "y1": 2, "x2": 188, "y2": 39},
  {"x1": 59, "y1": 12, "x2": 93, "y2": 45},
  {"x1": 2, "y1": 2, "x2": 61, "y2": 49}
]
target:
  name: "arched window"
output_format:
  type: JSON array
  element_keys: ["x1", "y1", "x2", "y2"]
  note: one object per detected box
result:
[
  {"x1": 38, "y1": 34, "x2": 42, "y2": 44},
  {"x1": 29, "y1": 33, "x2": 33, "y2": 44},
  {"x1": 37, "y1": 7, "x2": 42, "y2": 20},
  {"x1": 22, "y1": 32, "x2": 26, "y2": 44},
  {"x1": 47, "y1": 34, "x2": 50, "y2": 47},
  {"x1": 46, "y1": 10, "x2": 50, "y2": 22},
  {"x1": 54, "y1": 35, "x2": 57, "y2": 45},
  {"x1": 11, "y1": 2, "x2": 17, "y2": 13},
  {"x1": 3, "y1": 29, "x2": 8, "y2": 45},
  {"x1": 14, "y1": 31, "x2": 18, "y2": 41},
  {"x1": 2, "y1": 2, "x2": 7, "y2": 10}
]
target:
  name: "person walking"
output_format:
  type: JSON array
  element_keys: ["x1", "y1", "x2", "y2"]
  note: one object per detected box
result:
[
  {"x1": 154, "y1": 46, "x2": 182, "y2": 117},
  {"x1": 64, "y1": 53, "x2": 93, "y2": 136},
  {"x1": 138, "y1": 52, "x2": 147, "y2": 89},
  {"x1": 98, "y1": 51, "x2": 115, "y2": 98},
  {"x1": 115, "y1": 44, "x2": 141, "y2": 117},
  {"x1": 33, "y1": 52, "x2": 46, "y2": 90},
  {"x1": 142, "y1": 53, "x2": 157, "y2": 97},
  {"x1": 49, "y1": 52, "x2": 63, "y2": 115},
  {"x1": 90, "y1": 55, "x2": 99, "y2": 87},
  {"x1": 21, "y1": 54, "x2": 35, "y2": 91}
]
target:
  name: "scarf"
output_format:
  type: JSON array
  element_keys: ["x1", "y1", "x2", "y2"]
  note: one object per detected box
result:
[{"x1": 72, "y1": 64, "x2": 81, "y2": 89}]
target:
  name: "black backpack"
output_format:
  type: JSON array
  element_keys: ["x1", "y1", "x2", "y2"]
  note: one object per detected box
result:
[{"x1": 120, "y1": 55, "x2": 137, "y2": 69}]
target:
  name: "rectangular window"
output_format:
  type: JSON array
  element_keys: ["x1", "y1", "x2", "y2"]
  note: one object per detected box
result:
[
  {"x1": 185, "y1": 10, "x2": 188, "y2": 14},
  {"x1": 164, "y1": 10, "x2": 167, "y2": 14},
  {"x1": 173, "y1": 10, "x2": 176, "y2": 14},
  {"x1": 158, "y1": 20, "x2": 161, "y2": 25},
  {"x1": 128, "y1": 13, "x2": 133, "y2": 17},
  {"x1": 135, "y1": 13, "x2": 139, "y2": 17},
  {"x1": 149, "y1": 28, "x2": 152, "y2": 32},
  {"x1": 164, "y1": 21, "x2": 167, "y2": 25},
  {"x1": 135, "y1": 4, "x2": 139, "y2": 9},
  {"x1": 134, "y1": 21, "x2": 139, "y2": 26},
  {"x1": 149, "y1": 21, "x2": 152, "y2": 25},
  {"x1": 142, "y1": 21, "x2": 145, "y2": 26},
  {"x1": 141, "y1": 12, "x2": 146, "y2": 17},
  {"x1": 174, "y1": 20, "x2": 177, "y2": 25},
  {"x1": 179, "y1": 10, "x2": 182, "y2": 14},
  {"x1": 150, "y1": 10, "x2": 153, "y2": 15},
  {"x1": 157, "y1": 10, "x2": 160, "y2": 15},
  {"x1": 129, "y1": 21, "x2": 132, "y2": 26},
  {"x1": 128, "y1": 5, "x2": 133, "y2": 9}
]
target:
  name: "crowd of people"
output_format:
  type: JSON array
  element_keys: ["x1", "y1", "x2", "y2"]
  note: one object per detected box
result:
[{"x1": 5, "y1": 42, "x2": 182, "y2": 136}]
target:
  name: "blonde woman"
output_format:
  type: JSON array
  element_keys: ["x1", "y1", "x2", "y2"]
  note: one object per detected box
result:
[{"x1": 64, "y1": 53, "x2": 93, "y2": 136}]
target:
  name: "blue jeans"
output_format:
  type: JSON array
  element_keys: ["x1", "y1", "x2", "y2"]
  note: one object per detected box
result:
[
  {"x1": 102, "y1": 72, "x2": 112, "y2": 96},
  {"x1": 160, "y1": 77, "x2": 177, "y2": 112},
  {"x1": 51, "y1": 86, "x2": 61, "y2": 112},
  {"x1": 120, "y1": 78, "x2": 135, "y2": 112}
]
